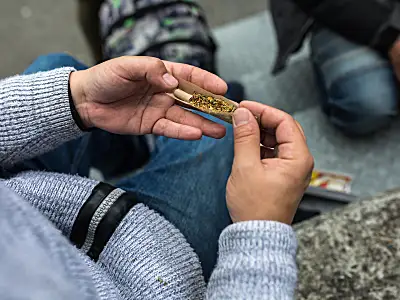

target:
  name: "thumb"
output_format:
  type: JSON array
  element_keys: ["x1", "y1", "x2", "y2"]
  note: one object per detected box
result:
[{"x1": 232, "y1": 108, "x2": 261, "y2": 165}]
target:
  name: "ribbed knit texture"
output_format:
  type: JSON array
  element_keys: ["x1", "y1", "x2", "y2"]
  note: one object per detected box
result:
[
  {"x1": 99, "y1": 204, "x2": 206, "y2": 299},
  {"x1": 207, "y1": 221, "x2": 298, "y2": 299},
  {"x1": 0, "y1": 184, "x2": 118, "y2": 300},
  {"x1": 4, "y1": 171, "x2": 206, "y2": 300},
  {"x1": 0, "y1": 68, "x2": 298, "y2": 299},
  {"x1": 0, "y1": 68, "x2": 82, "y2": 167}
]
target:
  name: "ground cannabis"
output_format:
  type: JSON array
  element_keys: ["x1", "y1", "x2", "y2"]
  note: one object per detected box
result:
[{"x1": 188, "y1": 92, "x2": 236, "y2": 113}]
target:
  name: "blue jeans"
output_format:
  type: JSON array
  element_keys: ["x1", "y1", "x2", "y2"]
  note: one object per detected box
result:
[
  {"x1": 311, "y1": 29, "x2": 399, "y2": 136},
  {"x1": 12, "y1": 53, "x2": 234, "y2": 281}
]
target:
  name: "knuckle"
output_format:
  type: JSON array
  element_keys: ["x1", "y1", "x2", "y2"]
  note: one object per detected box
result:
[
  {"x1": 278, "y1": 110, "x2": 294, "y2": 123},
  {"x1": 152, "y1": 58, "x2": 165, "y2": 70},
  {"x1": 160, "y1": 121, "x2": 168, "y2": 132},
  {"x1": 178, "y1": 109, "x2": 187, "y2": 125},
  {"x1": 306, "y1": 155, "x2": 315, "y2": 171},
  {"x1": 155, "y1": 120, "x2": 167, "y2": 135},
  {"x1": 175, "y1": 125, "x2": 182, "y2": 139},
  {"x1": 285, "y1": 113, "x2": 295, "y2": 121},
  {"x1": 235, "y1": 124, "x2": 257, "y2": 141}
]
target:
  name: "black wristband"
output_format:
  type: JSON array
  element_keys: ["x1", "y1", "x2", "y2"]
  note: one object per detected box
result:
[
  {"x1": 70, "y1": 182, "x2": 138, "y2": 262},
  {"x1": 68, "y1": 74, "x2": 92, "y2": 132}
]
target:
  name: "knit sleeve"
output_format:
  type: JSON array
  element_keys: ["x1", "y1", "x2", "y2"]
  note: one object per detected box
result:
[
  {"x1": 207, "y1": 221, "x2": 298, "y2": 300},
  {"x1": 3, "y1": 171, "x2": 207, "y2": 300},
  {"x1": 0, "y1": 68, "x2": 83, "y2": 167}
]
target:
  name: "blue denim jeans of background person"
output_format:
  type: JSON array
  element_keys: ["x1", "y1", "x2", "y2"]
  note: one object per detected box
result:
[
  {"x1": 6, "y1": 53, "x2": 234, "y2": 281},
  {"x1": 310, "y1": 29, "x2": 399, "y2": 136}
]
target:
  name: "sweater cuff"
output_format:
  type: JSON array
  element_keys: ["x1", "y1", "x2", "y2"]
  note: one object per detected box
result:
[
  {"x1": 207, "y1": 221, "x2": 298, "y2": 299},
  {"x1": 31, "y1": 67, "x2": 82, "y2": 140},
  {"x1": 23, "y1": 67, "x2": 83, "y2": 138},
  {"x1": 219, "y1": 220, "x2": 297, "y2": 256},
  {"x1": 0, "y1": 68, "x2": 84, "y2": 166}
]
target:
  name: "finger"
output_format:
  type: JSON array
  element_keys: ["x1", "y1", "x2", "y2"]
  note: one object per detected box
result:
[
  {"x1": 240, "y1": 101, "x2": 308, "y2": 160},
  {"x1": 152, "y1": 118, "x2": 203, "y2": 140},
  {"x1": 232, "y1": 108, "x2": 261, "y2": 165},
  {"x1": 111, "y1": 56, "x2": 179, "y2": 92},
  {"x1": 163, "y1": 61, "x2": 228, "y2": 95},
  {"x1": 165, "y1": 105, "x2": 226, "y2": 139}
]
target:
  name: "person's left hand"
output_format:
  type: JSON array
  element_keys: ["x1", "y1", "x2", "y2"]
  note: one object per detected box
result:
[{"x1": 69, "y1": 56, "x2": 228, "y2": 140}]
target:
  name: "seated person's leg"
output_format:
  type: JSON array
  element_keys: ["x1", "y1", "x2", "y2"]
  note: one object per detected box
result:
[
  {"x1": 311, "y1": 29, "x2": 399, "y2": 136},
  {"x1": 23, "y1": 53, "x2": 88, "y2": 74},
  {"x1": 100, "y1": 1, "x2": 235, "y2": 280},
  {"x1": 117, "y1": 114, "x2": 233, "y2": 281}
]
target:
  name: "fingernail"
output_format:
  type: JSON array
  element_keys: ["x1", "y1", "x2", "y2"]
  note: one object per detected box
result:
[
  {"x1": 233, "y1": 108, "x2": 250, "y2": 127},
  {"x1": 163, "y1": 73, "x2": 178, "y2": 87}
]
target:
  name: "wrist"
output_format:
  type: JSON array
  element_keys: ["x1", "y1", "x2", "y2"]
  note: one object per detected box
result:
[
  {"x1": 234, "y1": 216, "x2": 294, "y2": 226},
  {"x1": 231, "y1": 207, "x2": 296, "y2": 225},
  {"x1": 69, "y1": 71, "x2": 92, "y2": 130}
]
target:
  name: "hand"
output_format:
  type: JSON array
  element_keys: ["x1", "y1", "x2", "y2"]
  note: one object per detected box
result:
[
  {"x1": 226, "y1": 102, "x2": 314, "y2": 225},
  {"x1": 389, "y1": 39, "x2": 400, "y2": 82},
  {"x1": 69, "y1": 56, "x2": 228, "y2": 140}
]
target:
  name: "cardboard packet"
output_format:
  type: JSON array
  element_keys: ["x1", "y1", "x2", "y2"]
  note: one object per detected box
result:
[{"x1": 310, "y1": 169, "x2": 354, "y2": 194}]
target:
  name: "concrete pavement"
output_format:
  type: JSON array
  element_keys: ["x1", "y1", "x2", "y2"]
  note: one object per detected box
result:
[{"x1": 0, "y1": 0, "x2": 267, "y2": 78}]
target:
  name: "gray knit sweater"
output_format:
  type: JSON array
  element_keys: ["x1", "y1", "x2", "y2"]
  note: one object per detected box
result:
[{"x1": 0, "y1": 68, "x2": 298, "y2": 299}]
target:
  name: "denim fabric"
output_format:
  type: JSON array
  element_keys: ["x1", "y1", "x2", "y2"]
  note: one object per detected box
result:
[
  {"x1": 8, "y1": 53, "x2": 234, "y2": 281},
  {"x1": 311, "y1": 29, "x2": 399, "y2": 136}
]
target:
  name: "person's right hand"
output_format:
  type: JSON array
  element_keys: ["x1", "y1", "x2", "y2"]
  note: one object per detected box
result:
[{"x1": 226, "y1": 102, "x2": 314, "y2": 225}]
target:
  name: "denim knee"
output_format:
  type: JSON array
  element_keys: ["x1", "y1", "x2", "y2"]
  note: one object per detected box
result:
[
  {"x1": 328, "y1": 100, "x2": 396, "y2": 136},
  {"x1": 324, "y1": 70, "x2": 398, "y2": 136},
  {"x1": 23, "y1": 53, "x2": 87, "y2": 75},
  {"x1": 311, "y1": 29, "x2": 399, "y2": 136}
]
